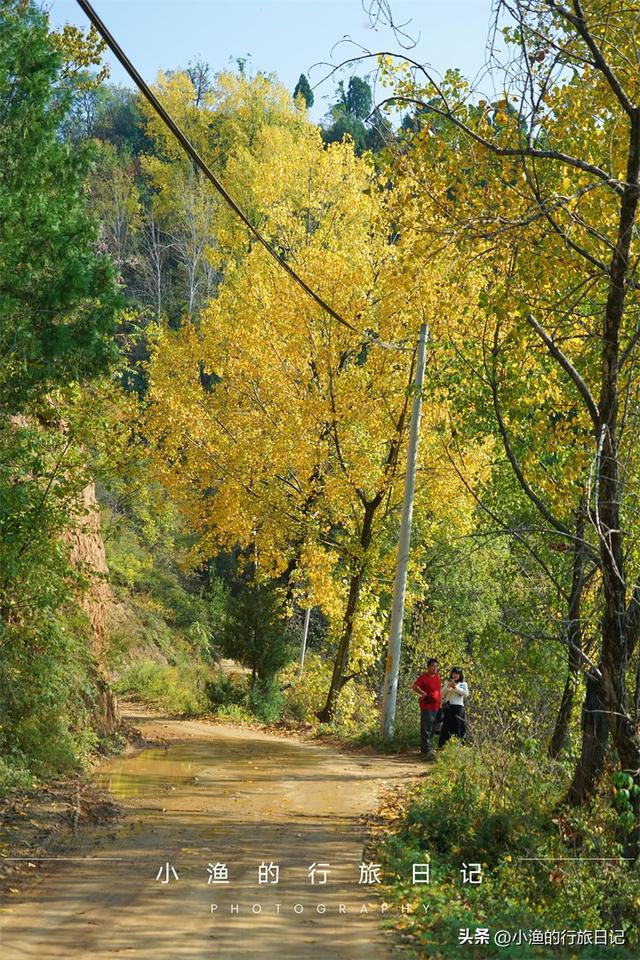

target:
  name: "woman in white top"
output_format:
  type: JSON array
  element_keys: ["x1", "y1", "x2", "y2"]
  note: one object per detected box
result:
[{"x1": 438, "y1": 667, "x2": 468, "y2": 747}]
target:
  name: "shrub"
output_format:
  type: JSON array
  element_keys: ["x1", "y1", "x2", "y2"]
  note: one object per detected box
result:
[
  {"x1": 114, "y1": 659, "x2": 210, "y2": 715},
  {"x1": 215, "y1": 703, "x2": 255, "y2": 724},
  {"x1": 205, "y1": 671, "x2": 250, "y2": 709},
  {"x1": 0, "y1": 756, "x2": 33, "y2": 794},
  {"x1": 280, "y1": 653, "x2": 377, "y2": 732},
  {"x1": 249, "y1": 677, "x2": 284, "y2": 723},
  {"x1": 0, "y1": 609, "x2": 98, "y2": 792},
  {"x1": 378, "y1": 740, "x2": 638, "y2": 959},
  {"x1": 205, "y1": 670, "x2": 284, "y2": 724}
]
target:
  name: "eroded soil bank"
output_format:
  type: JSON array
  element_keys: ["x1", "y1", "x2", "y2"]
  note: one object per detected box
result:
[{"x1": 0, "y1": 706, "x2": 420, "y2": 959}]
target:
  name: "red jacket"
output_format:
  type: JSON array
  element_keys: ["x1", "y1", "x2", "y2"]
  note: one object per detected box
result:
[{"x1": 414, "y1": 672, "x2": 441, "y2": 711}]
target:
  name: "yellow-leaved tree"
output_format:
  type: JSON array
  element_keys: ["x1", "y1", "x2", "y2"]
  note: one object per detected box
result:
[
  {"x1": 144, "y1": 77, "x2": 486, "y2": 721},
  {"x1": 138, "y1": 69, "x2": 307, "y2": 317},
  {"x1": 376, "y1": 0, "x2": 640, "y2": 832}
]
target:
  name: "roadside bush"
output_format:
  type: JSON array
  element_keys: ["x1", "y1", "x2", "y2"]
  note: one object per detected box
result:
[
  {"x1": 205, "y1": 670, "x2": 284, "y2": 724},
  {"x1": 280, "y1": 653, "x2": 377, "y2": 732},
  {"x1": 378, "y1": 740, "x2": 639, "y2": 958},
  {"x1": 215, "y1": 703, "x2": 255, "y2": 724},
  {"x1": 249, "y1": 677, "x2": 284, "y2": 723},
  {"x1": 0, "y1": 609, "x2": 98, "y2": 793},
  {"x1": 0, "y1": 756, "x2": 33, "y2": 794},
  {"x1": 114, "y1": 659, "x2": 210, "y2": 715},
  {"x1": 205, "y1": 671, "x2": 250, "y2": 710}
]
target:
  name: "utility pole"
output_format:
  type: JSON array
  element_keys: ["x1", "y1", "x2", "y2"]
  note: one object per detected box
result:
[
  {"x1": 381, "y1": 323, "x2": 428, "y2": 739},
  {"x1": 299, "y1": 606, "x2": 311, "y2": 676}
]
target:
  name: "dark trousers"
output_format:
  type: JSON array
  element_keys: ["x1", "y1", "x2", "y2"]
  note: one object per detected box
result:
[
  {"x1": 420, "y1": 709, "x2": 438, "y2": 753},
  {"x1": 438, "y1": 704, "x2": 466, "y2": 747}
]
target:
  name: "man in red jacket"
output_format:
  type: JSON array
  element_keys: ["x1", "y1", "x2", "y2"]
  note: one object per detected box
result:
[{"x1": 413, "y1": 658, "x2": 441, "y2": 760}]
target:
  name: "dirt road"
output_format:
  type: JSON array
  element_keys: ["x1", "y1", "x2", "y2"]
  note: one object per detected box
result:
[{"x1": 0, "y1": 707, "x2": 420, "y2": 959}]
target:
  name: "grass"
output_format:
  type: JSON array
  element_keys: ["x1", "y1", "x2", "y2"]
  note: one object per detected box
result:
[{"x1": 374, "y1": 739, "x2": 639, "y2": 959}]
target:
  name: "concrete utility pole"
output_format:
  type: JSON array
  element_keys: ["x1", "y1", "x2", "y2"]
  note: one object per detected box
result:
[
  {"x1": 299, "y1": 606, "x2": 311, "y2": 676},
  {"x1": 381, "y1": 323, "x2": 428, "y2": 739}
]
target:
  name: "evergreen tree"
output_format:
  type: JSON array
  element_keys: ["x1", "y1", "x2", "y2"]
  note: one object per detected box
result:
[
  {"x1": 344, "y1": 75, "x2": 372, "y2": 119},
  {"x1": 293, "y1": 72, "x2": 314, "y2": 109},
  {"x1": 322, "y1": 76, "x2": 382, "y2": 156},
  {"x1": 0, "y1": 0, "x2": 120, "y2": 413},
  {"x1": 221, "y1": 584, "x2": 294, "y2": 684}
]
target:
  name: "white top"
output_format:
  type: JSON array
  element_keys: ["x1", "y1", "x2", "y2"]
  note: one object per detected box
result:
[{"x1": 442, "y1": 681, "x2": 468, "y2": 707}]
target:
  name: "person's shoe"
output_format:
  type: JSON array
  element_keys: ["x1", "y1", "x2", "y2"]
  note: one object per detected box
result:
[{"x1": 425, "y1": 750, "x2": 437, "y2": 761}]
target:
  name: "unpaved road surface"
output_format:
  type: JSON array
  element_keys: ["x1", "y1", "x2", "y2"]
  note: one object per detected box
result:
[{"x1": 0, "y1": 707, "x2": 420, "y2": 959}]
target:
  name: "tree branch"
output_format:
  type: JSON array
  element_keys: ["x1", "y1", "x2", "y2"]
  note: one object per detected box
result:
[
  {"x1": 490, "y1": 327, "x2": 572, "y2": 537},
  {"x1": 625, "y1": 576, "x2": 640, "y2": 659},
  {"x1": 525, "y1": 312, "x2": 601, "y2": 433},
  {"x1": 375, "y1": 94, "x2": 624, "y2": 197},
  {"x1": 547, "y1": 1, "x2": 636, "y2": 119}
]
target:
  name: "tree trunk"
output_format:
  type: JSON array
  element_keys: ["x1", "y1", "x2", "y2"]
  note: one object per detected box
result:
[
  {"x1": 317, "y1": 500, "x2": 377, "y2": 723},
  {"x1": 86, "y1": 671, "x2": 119, "y2": 738},
  {"x1": 567, "y1": 671, "x2": 609, "y2": 805},
  {"x1": 594, "y1": 108, "x2": 640, "y2": 857},
  {"x1": 549, "y1": 661, "x2": 580, "y2": 759},
  {"x1": 549, "y1": 506, "x2": 587, "y2": 758}
]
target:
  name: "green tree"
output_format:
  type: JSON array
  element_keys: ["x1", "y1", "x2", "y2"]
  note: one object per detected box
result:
[
  {"x1": 344, "y1": 75, "x2": 372, "y2": 119},
  {"x1": 322, "y1": 103, "x2": 368, "y2": 154},
  {"x1": 293, "y1": 72, "x2": 314, "y2": 109},
  {"x1": 0, "y1": 0, "x2": 120, "y2": 414},
  {"x1": 221, "y1": 584, "x2": 294, "y2": 684},
  {"x1": 92, "y1": 85, "x2": 152, "y2": 155},
  {"x1": 0, "y1": 1, "x2": 121, "y2": 789},
  {"x1": 322, "y1": 76, "x2": 382, "y2": 155}
]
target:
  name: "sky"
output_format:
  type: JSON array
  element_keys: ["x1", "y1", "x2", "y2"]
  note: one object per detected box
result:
[{"x1": 45, "y1": 1, "x2": 500, "y2": 120}]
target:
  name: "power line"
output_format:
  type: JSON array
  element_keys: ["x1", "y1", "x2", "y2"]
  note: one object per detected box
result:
[{"x1": 74, "y1": 0, "x2": 408, "y2": 351}]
